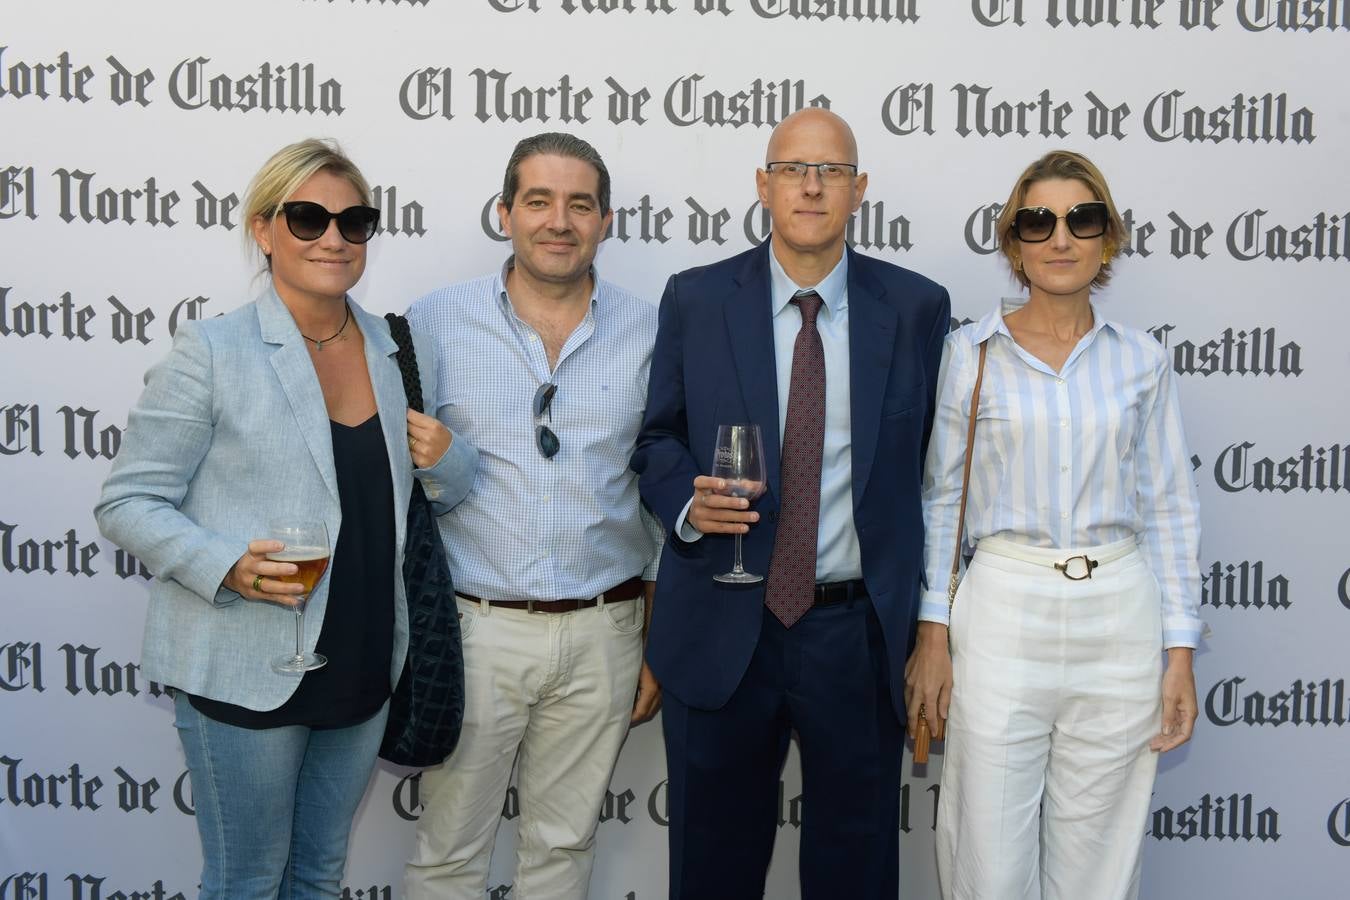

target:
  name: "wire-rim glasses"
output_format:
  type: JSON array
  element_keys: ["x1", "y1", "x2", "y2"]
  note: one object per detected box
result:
[{"x1": 764, "y1": 161, "x2": 859, "y2": 187}]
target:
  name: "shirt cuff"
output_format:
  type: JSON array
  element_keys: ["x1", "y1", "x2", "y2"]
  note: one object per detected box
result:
[
  {"x1": 1162, "y1": 616, "x2": 1206, "y2": 650},
  {"x1": 675, "y1": 497, "x2": 703, "y2": 543},
  {"x1": 918, "y1": 590, "x2": 951, "y2": 627}
]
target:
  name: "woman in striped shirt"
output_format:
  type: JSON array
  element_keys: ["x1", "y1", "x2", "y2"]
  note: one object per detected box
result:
[{"x1": 907, "y1": 150, "x2": 1203, "y2": 900}]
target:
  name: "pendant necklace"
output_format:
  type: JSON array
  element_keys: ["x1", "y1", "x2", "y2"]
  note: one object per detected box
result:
[{"x1": 302, "y1": 303, "x2": 350, "y2": 351}]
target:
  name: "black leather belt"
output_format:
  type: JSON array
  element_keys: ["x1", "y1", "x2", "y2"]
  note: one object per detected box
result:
[
  {"x1": 813, "y1": 579, "x2": 868, "y2": 606},
  {"x1": 458, "y1": 576, "x2": 643, "y2": 614}
]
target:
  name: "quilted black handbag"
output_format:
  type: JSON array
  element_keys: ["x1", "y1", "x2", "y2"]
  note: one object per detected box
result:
[{"x1": 379, "y1": 312, "x2": 465, "y2": 767}]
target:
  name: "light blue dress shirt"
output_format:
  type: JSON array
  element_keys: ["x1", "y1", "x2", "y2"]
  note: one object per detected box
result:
[
  {"x1": 407, "y1": 260, "x2": 662, "y2": 602},
  {"x1": 679, "y1": 245, "x2": 862, "y2": 584},
  {"x1": 920, "y1": 298, "x2": 1205, "y2": 648}
]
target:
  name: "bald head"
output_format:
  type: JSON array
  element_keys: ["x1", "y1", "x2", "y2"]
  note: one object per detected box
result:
[
  {"x1": 755, "y1": 106, "x2": 867, "y2": 280},
  {"x1": 766, "y1": 108, "x2": 859, "y2": 167}
]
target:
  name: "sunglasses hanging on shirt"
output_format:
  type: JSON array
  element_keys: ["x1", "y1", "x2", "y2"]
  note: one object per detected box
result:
[{"x1": 533, "y1": 382, "x2": 560, "y2": 460}]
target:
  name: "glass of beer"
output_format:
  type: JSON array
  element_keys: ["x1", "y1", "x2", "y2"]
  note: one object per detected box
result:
[{"x1": 267, "y1": 519, "x2": 331, "y2": 674}]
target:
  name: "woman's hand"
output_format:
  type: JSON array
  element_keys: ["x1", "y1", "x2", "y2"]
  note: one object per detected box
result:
[
  {"x1": 223, "y1": 540, "x2": 305, "y2": 607},
  {"x1": 407, "y1": 409, "x2": 451, "y2": 469},
  {"x1": 904, "y1": 621, "x2": 953, "y2": 742},
  {"x1": 1151, "y1": 647, "x2": 1198, "y2": 752}
]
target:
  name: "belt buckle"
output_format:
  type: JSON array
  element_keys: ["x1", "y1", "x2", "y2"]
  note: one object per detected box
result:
[{"x1": 1053, "y1": 554, "x2": 1098, "y2": 581}]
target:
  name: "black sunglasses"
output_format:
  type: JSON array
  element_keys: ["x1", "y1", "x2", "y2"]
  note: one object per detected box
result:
[
  {"x1": 279, "y1": 201, "x2": 381, "y2": 244},
  {"x1": 533, "y1": 382, "x2": 559, "y2": 460},
  {"x1": 1012, "y1": 201, "x2": 1108, "y2": 243}
]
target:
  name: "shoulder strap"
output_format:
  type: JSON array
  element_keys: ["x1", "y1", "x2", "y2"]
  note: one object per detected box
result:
[
  {"x1": 383, "y1": 313, "x2": 425, "y2": 414},
  {"x1": 947, "y1": 340, "x2": 988, "y2": 609}
]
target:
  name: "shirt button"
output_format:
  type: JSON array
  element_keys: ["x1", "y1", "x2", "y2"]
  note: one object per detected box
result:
[
  {"x1": 1060, "y1": 512, "x2": 1069, "y2": 519},
  {"x1": 1056, "y1": 378, "x2": 1065, "y2": 386},
  {"x1": 1061, "y1": 420, "x2": 1069, "y2": 428},
  {"x1": 542, "y1": 496, "x2": 550, "y2": 502},
  {"x1": 1061, "y1": 465, "x2": 1070, "y2": 472}
]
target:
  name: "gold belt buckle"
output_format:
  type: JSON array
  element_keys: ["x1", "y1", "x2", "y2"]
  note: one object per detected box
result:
[{"x1": 1053, "y1": 554, "x2": 1098, "y2": 580}]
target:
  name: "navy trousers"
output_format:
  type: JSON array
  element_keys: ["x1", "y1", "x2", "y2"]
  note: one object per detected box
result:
[{"x1": 662, "y1": 597, "x2": 904, "y2": 899}]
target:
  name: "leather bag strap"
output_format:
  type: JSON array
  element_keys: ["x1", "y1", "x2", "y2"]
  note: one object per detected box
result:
[{"x1": 947, "y1": 340, "x2": 988, "y2": 614}]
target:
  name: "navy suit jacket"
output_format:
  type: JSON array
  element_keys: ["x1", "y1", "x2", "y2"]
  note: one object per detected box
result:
[{"x1": 633, "y1": 242, "x2": 950, "y2": 717}]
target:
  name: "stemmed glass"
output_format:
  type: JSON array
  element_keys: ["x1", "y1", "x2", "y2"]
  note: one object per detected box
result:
[
  {"x1": 711, "y1": 424, "x2": 767, "y2": 584},
  {"x1": 267, "y1": 519, "x2": 332, "y2": 674}
]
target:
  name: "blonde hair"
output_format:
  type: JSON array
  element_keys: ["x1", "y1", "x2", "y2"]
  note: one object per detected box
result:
[
  {"x1": 242, "y1": 138, "x2": 372, "y2": 263},
  {"x1": 996, "y1": 150, "x2": 1126, "y2": 289}
]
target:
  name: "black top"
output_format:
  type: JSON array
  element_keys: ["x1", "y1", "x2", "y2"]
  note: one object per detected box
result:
[{"x1": 190, "y1": 413, "x2": 396, "y2": 729}]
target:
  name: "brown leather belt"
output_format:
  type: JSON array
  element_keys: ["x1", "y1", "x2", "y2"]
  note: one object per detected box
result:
[{"x1": 458, "y1": 576, "x2": 643, "y2": 614}]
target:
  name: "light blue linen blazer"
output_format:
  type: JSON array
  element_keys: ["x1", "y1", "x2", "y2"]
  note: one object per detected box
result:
[{"x1": 95, "y1": 287, "x2": 478, "y2": 711}]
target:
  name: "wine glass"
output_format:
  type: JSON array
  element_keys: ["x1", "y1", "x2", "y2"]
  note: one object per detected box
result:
[
  {"x1": 267, "y1": 519, "x2": 331, "y2": 674},
  {"x1": 711, "y1": 424, "x2": 767, "y2": 584}
]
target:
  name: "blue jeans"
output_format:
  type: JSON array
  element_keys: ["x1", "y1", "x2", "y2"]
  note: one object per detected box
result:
[{"x1": 173, "y1": 692, "x2": 388, "y2": 900}]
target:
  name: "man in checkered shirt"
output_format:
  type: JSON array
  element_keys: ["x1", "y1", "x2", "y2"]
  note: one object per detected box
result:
[{"x1": 404, "y1": 132, "x2": 662, "y2": 900}]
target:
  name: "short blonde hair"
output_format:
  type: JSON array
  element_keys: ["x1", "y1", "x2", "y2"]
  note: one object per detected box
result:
[
  {"x1": 996, "y1": 150, "x2": 1126, "y2": 289},
  {"x1": 243, "y1": 139, "x2": 371, "y2": 260}
]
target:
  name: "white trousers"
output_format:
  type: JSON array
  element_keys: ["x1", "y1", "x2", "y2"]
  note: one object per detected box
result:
[
  {"x1": 405, "y1": 594, "x2": 644, "y2": 900},
  {"x1": 936, "y1": 538, "x2": 1163, "y2": 900}
]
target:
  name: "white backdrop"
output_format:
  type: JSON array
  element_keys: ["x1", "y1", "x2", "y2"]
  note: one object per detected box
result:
[{"x1": 2, "y1": 1, "x2": 1347, "y2": 898}]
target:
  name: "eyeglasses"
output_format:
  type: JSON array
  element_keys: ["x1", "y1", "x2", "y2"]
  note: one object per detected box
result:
[
  {"x1": 764, "y1": 161, "x2": 858, "y2": 187},
  {"x1": 1011, "y1": 202, "x2": 1109, "y2": 243},
  {"x1": 533, "y1": 382, "x2": 559, "y2": 460},
  {"x1": 279, "y1": 201, "x2": 381, "y2": 244}
]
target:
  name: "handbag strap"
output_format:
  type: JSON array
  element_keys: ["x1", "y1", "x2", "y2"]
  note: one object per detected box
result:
[
  {"x1": 383, "y1": 313, "x2": 425, "y2": 414},
  {"x1": 947, "y1": 340, "x2": 988, "y2": 611}
]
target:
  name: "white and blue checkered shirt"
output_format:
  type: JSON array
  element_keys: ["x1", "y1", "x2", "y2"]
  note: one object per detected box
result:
[
  {"x1": 920, "y1": 298, "x2": 1205, "y2": 648},
  {"x1": 407, "y1": 260, "x2": 661, "y2": 601}
]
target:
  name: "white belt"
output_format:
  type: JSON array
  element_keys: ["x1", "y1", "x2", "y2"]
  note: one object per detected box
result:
[{"x1": 975, "y1": 536, "x2": 1138, "y2": 581}]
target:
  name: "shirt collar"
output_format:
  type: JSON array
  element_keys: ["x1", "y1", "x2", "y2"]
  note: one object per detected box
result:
[
  {"x1": 495, "y1": 254, "x2": 601, "y2": 312},
  {"x1": 973, "y1": 296, "x2": 1120, "y2": 345},
  {"x1": 768, "y1": 244, "x2": 849, "y2": 318}
]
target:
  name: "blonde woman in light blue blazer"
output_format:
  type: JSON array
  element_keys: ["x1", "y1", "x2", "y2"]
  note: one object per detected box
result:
[{"x1": 95, "y1": 139, "x2": 477, "y2": 900}]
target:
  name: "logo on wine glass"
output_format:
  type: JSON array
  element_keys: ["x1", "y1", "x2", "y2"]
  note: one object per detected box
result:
[{"x1": 715, "y1": 447, "x2": 736, "y2": 467}]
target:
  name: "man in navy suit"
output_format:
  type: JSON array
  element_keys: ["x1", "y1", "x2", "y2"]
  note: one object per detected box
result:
[{"x1": 632, "y1": 108, "x2": 951, "y2": 898}]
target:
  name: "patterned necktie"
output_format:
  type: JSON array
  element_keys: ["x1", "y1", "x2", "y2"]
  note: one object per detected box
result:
[{"x1": 765, "y1": 291, "x2": 825, "y2": 628}]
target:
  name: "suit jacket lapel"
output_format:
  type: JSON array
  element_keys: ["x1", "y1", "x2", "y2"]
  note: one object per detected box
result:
[
  {"x1": 724, "y1": 244, "x2": 782, "y2": 502},
  {"x1": 358, "y1": 303, "x2": 410, "y2": 555},
  {"x1": 259, "y1": 288, "x2": 339, "y2": 502},
  {"x1": 847, "y1": 249, "x2": 897, "y2": 502}
]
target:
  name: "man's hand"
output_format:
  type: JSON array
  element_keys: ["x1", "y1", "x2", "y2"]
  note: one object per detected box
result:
[
  {"x1": 1151, "y1": 648, "x2": 1197, "y2": 753},
  {"x1": 631, "y1": 661, "x2": 662, "y2": 725},
  {"x1": 687, "y1": 475, "x2": 759, "y2": 534},
  {"x1": 903, "y1": 621, "x2": 952, "y2": 742}
]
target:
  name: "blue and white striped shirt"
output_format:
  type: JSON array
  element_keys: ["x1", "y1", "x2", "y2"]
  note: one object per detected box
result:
[
  {"x1": 407, "y1": 261, "x2": 661, "y2": 601},
  {"x1": 920, "y1": 298, "x2": 1204, "y2": 648}
]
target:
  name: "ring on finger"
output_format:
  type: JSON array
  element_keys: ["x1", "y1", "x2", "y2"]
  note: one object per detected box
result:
[{"x1": 252, "y1": 574, "x2": 263, "y2": 592}]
